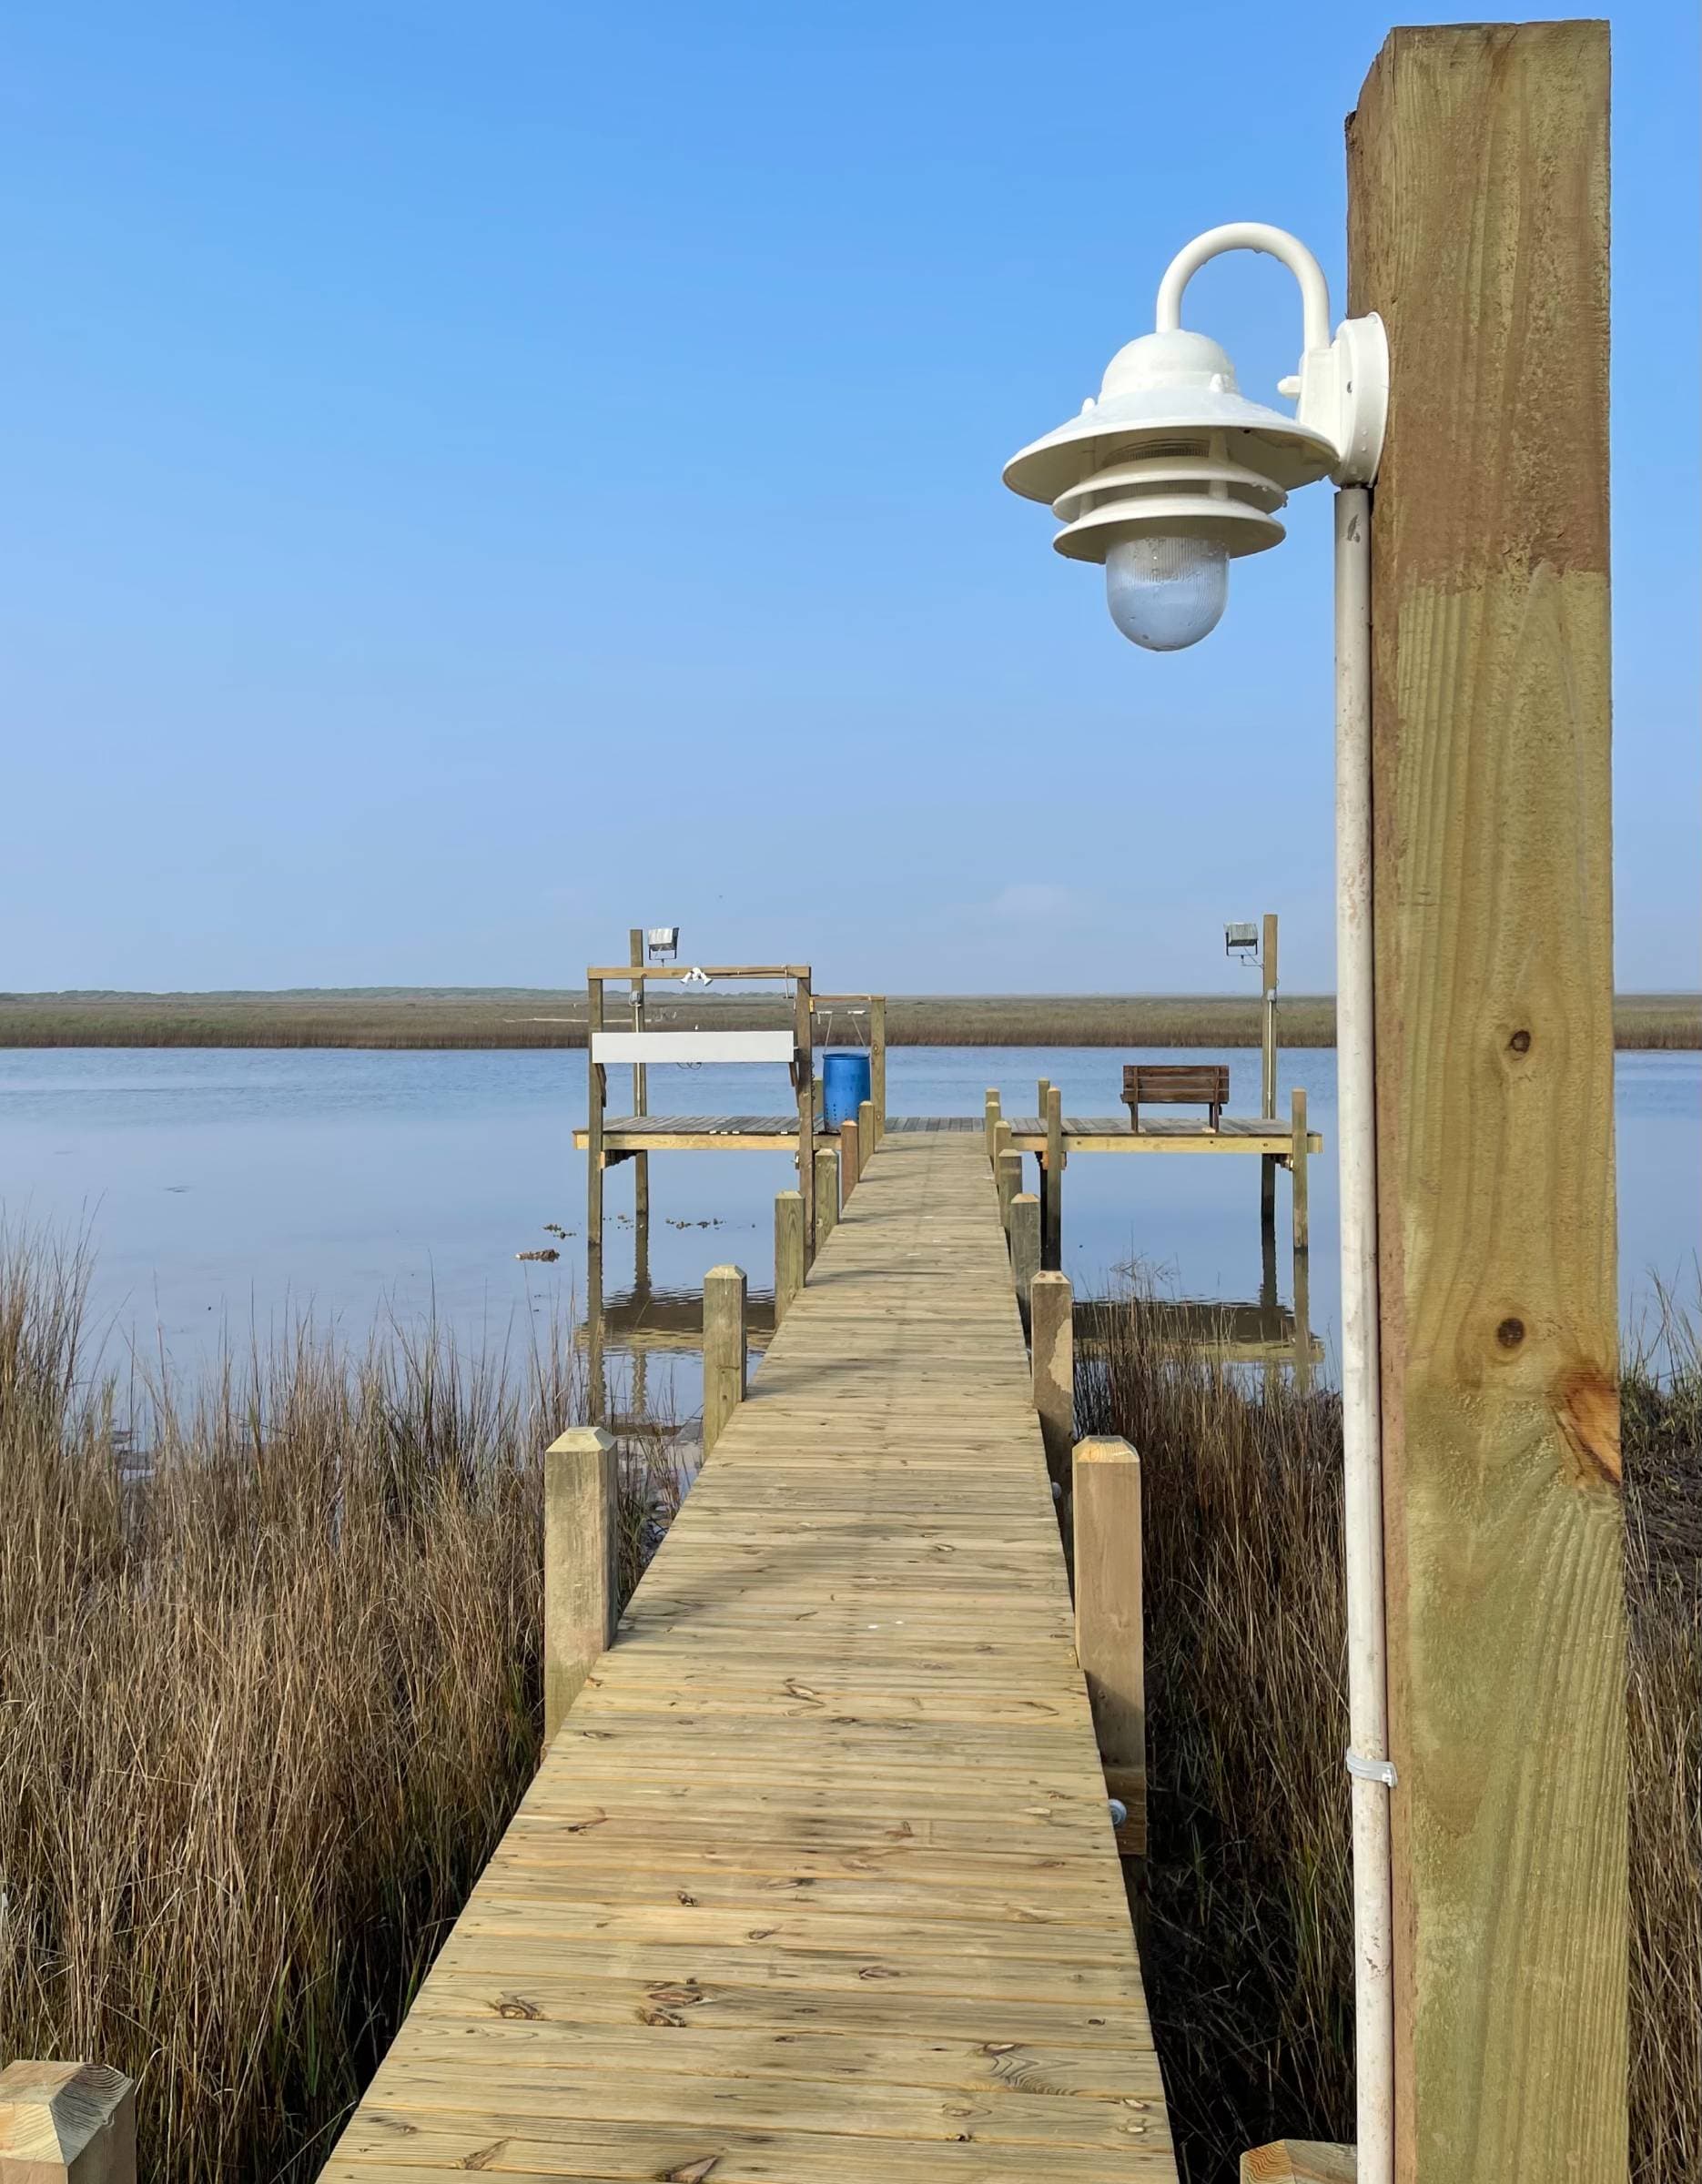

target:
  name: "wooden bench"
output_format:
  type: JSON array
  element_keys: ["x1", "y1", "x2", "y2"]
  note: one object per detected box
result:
[{"x1": 1122, "y1": 1063, "x2": 1230, "y2": 1132}]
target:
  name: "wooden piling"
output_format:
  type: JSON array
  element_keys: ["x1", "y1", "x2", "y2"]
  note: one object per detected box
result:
[
  {"x1": 870, "y1": 997, "x2": 886, "y2": 1139},
  {"x1": 1261, "y1": 911, "x2": 1279, "y2": 1120},
  {"x1": 1071, "y1": 1437, "x2": 1145, "y2": 1860},
  {"x1": 775, "y1": 1191, "x2": 805, "y2": 1325},
  {"x1": 1037, "y1": 1076, "x2": 1051, "y2": 1122},
  {"x1": 996, "y1": 1148, "x2": 1021, "y2": 1235},
  {"x1": 839, "y1": 1117, "x2": 859, "y2": 1199},
  {"x1": 1009, "y1": 1192, "x2": 1039, "y2": 1320},
  {"x1": 1349, "y1": 23, "x2": 1624, "y2": 2179},
  {"x1": 1029, "y1": 1271, "x2": 1073, "y2": 1496},
  {"x1": 1043, "y1": 1084, "x2": 1065, "y2": 1271},
  {"x1": 701, "y1": 1265, "x2": 748, "y2": 1458},
  {"x1": 856, "y1": 1099, "x2": 876, "y2": 1177},
  {"x1": 628, "y1": 930, "x2": 649, "y2": 1232},
  {"x1": 1290, "y1": 1086, "x2": 1309, "y2": 1254},
  {"x1": 794, "y1": 973, "x2": 815, "y2": 1258},
  {"x1": 984, "y1": 1088, "x2": 1000, "y2": 1164},
  {"x1": 543, "y1": 1425, "x2": 618, "y2": 1740},
  {"x1": 0, "y1": 2061, "x2": 136, "y2": 2184},
  {"x1": 813, "y1": 1146, "x2": 840, "y2": 1249},
  {"x1": 585, "y1": 975, "x2": 607, "y2": 1425}
]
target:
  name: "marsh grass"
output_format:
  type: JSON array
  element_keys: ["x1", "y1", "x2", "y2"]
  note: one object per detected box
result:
[
  {"x1": 0, "y1": 1228, "x2": 684, "y2": 2182},
  {"x1": 1078, "y1": 1285, "x2": 1701, "y2": 2183}
]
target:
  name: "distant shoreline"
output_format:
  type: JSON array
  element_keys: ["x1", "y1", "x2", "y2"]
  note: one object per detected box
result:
[{"x1": 1, "y1": 990, "x2": 1696, "y2": 1050}]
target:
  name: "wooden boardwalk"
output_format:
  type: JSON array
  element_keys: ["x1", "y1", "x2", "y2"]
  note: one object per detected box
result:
[{"x1": 323, "y1": 1129, "x2": 1175, "y2": 2183}]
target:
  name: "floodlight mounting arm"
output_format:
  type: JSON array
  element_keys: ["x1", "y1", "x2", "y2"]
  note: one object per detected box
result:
[
  {"x1": 1156, "y1": 222, "x2": 1333, "y2": 354},
  {"x1": 1153, "y1": 222, "x2": 1387, "y2": 487}
]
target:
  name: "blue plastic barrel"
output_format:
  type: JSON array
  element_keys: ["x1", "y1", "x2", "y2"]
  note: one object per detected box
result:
[{"x1": 822, "y1": 1050, "x2": 872, "y2": 1131}]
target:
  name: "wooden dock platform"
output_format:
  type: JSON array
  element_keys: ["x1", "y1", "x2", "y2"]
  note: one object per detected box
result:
[
  {"x1": 322, "y1": 1129, "x2": 1176, "y2": 2183},
  {"x1": 573, "y1": 1111, "x2": 1318, "y2": 1157}
]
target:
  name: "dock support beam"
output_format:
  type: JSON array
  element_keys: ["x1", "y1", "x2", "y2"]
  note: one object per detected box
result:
[
  {"x1": 544, "y1": 1425, "x2": 617, "y2": 1741},
  {"x1": 774, "y1": 1192, "x2": 805, "y2": 1326},
  {"x1": 813, "y1": 1146, "x2": 840, "y2": 1249},
  {"x1": 1071, "y1": 1437, "x2": 1144, "y2": 1860},
  {"x1": 1029, "y1": 1272, "x2": 1073, "y2": 1497},
  {"x1": 0, "y1": 2061, "x2": 136, "y2": 2184},
  {"x1": 1349, "y1": 23, "x2": 1624, "y2": 2182},
  {"x1": 702, "y1": 1265, "x2": 748, "y2": 1458}
]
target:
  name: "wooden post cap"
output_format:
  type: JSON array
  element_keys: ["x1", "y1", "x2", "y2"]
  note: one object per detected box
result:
[
  {"x1": 0, "y1": 2062, "x2": 137, "y2": 2183},
  {"x1": 1241, "y1": 2143, "x2": 1356, "y2": 2183}
]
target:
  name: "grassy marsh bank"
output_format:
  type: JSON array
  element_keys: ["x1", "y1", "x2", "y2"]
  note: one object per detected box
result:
[
  {"x1": 0, "y1": 987, "x2": 1695, "y2": 1050},
  {"x1": 0, "y1": 1234, "x2": 682, "y2": 2183},
  {"x1": 1077, "y1": 1292, "x2": 1701, "y2": 2183}
]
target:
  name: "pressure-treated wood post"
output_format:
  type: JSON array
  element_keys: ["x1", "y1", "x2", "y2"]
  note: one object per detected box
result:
[
  {"x1": 1261, "y1": 910, "x2": 1279, "y2": 1120},
  {"x1": 793, "y1": 973, "x2": 815, "y2": 1257},
  {"x1": 1029, "y1": 1271, "x2": 1073, "y2": 1495},
  {"x1": 813, "y1": 1145, "x2": 840, "y2": 1249},
  {"x1": 1241, "y1": 2148, "x2": 1356, "y2": 2184},
  {"x1": 1009, "y1": 1192, "x2": 1039, "y2": 1321},
  {"x1": 870, "y1": 997, "x2": 886, "y2": 1137},
  {"x1": 702, "y1": 1264, "x2": 747, "y2": 1457},
  {"x1": 1071, "y1": 1437, "x2": 1144, "y2": 1860},
  {"x1": 1349, "y1": 25, "x2": 1623, "y2": 2181},
  {"x1": 0, "y1": 2062, "x2": 137, "y2": 2184},
  {"x1": 1042, "y1": 1084, "x2": 1066, "y2": 1271},
  {"x1": 585, "y1": 974, "x2": 607, "y2": 1425},
  {"x1": 543, "y1": 1425, "x2": 618, "y2": 1740},
  {"x1": 1037, "y1": 1076, "x2": 1051, "y2": 1123},
  {"x1": 628, "y1": 930, "x2": 649, "y2": 1232},
  {"x1": 996, "y1": 1149, "x2": 1021, "y2": 1235},
  {"x1": 1290, "y1": 1085, "x2": 1310, "y2": 1253},
  {"x1": 856, "y1": 1098, "x2": 876, "y2": 1177},
  {"x1": 838, "y1": 1117, "x2": 859, "y2": 1199},
  {"x1": 984, "y1": 1088, "x2": 1000, "y2": 1163},
  {"x1": 774, "y1": 1191, "x2": 805, "y2": 1325}
]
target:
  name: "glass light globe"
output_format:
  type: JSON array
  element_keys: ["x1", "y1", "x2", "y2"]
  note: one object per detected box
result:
[{"x1": 1104, "y1": 534, "x2": 1228, "y2": 652}]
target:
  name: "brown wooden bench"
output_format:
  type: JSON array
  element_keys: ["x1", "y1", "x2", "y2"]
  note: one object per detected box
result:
[{"x1": 1122, "y1": 1063, "x2": 1230, "y2": 1132}]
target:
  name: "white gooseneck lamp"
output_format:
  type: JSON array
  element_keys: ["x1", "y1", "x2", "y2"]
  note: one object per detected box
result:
[{"x1": 1003, "y1": 221, "x2": 1397, "y2": 2184}]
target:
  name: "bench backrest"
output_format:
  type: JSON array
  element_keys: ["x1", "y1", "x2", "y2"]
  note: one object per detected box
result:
[{"x1": 1122, "y1": 1064, "x2": 1230, "y2": 1104}]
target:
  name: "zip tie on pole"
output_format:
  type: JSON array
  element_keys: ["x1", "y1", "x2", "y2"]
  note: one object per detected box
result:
[{"x1": 1345, "y1": 1747, "x2": 1397, "y2": 1789}]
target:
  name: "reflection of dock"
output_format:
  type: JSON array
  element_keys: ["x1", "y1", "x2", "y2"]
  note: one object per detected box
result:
[
  {"x1": 576, "y1": 1283, "x2": 778, "y2": 1356},
  {"x1": 1074, "y1": 1295, "x2": 1323, "y2": 1370}
]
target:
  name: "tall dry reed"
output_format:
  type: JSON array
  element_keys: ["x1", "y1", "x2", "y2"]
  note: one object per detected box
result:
[
  {"x1": 1077, "y1": 1286, "x2": 1701, "y2": 2184},
  {"x1": 0, "y1": 1228, "x2": 684, "y2": 2181}
]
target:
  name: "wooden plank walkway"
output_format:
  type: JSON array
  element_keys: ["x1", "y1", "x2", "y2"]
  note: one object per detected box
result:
[{"x1": 323, "y1": 1129, "x2": 1176, "y2": 2183}]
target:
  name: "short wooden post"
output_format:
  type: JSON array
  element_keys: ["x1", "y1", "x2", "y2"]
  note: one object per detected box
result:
[
  {"x1": 856, "y1": 1098, "x2": 876, "y2": 1177},
  {"x1": 1350, "y1": 23, "x2": 1623, "y2": 2179},
  {"x1": 813, "y1": 1145, "x2": 840, "y2": 1249},
  {"x1": 1072, "y1": 1438, "x2": 1144, "y2": 1860},
  {"x1": 774, "y1": 1191, "x2": 805, "y2": 1325},
  {"x1": 870, "y1": 997, "x2": 886, "y2": 1138},
  {"x1": 702, "y1": 1264, "x2": 747, "y2": 1458},
  {"x1": 0, "y1": 2062, "x2": 137, "y2": 2184},
  {"x1": 984, "y1": 1088, "x2": 1000, "y2": 1163},
  {"x1": 1289, "y1": 1086, "x2": 1309, "y2": 1254},
  {"x1": 992, "y1": 1117, "x2": 1012, "y2": 1172},
  {"x1": 1240, "y1": 2147, "x2": 1357, "y2": 2184},
  {"x1": 996, "y1": 1148, "x2": 1021, "y2": 1235},
  {"x1": 1037, "y1": 1076, "x2": 1051, "y2": 1123},
  {"x1": 1043, "y1": 1084, "x2": 1065, "y2": 1271},
  {"x1": 838, "y1": 1117, "x2": 859, "y2": 1199},
  {"x1": 1029, "y1": 1271, "x2": 1073, "y2": 1495},
  {"x1": 1009, "y1": 1192, "x2": 1039, "y2": 1320},
  {"x1": 543, "y1": 1425, "x2": 618, "y2": 1740}
]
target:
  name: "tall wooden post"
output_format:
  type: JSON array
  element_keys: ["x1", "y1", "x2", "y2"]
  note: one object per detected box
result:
[
  {"x1": 0, "y1": 2061, "x2": 136, "y2": 2184},
  {"x1": 543, "y1": 1425, "x2": 618, "y2": 1739},
  {"x1": 585, "y1": 975, "x2": 607, "y2": 1425},
  {"x1": 1349, "y1": 25, "x2": 1623, "y2": 2182},
  {"x1": 793, "y1": 974, "x2": 815, "y2": 1259},
  {"x1": 1043, "y1": 1085, "x2": 1066, "y2": 1271},
  {"x1": 870, "y1": 996, "x2": 886, "y2": 1138},
  {"x1": 1261, "y1": 911, "x2": 1279, "y2": 1119},
  {"x1": 702, "y1": 1265, "x2": 747, "y2": 1458},
  {"x1": 628, "y1": 929, "x2": 649, "y2": 1233}
]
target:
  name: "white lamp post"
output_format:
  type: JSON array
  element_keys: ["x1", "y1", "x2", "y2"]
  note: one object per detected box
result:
[{"x1": 1004, "y1": 221, "x2": 1395, "y2": 2184}]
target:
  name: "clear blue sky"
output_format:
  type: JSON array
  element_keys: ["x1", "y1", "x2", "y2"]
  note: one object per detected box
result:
[{"x1": 4, "y1": 3, "x2": 1696, "y2": 995}]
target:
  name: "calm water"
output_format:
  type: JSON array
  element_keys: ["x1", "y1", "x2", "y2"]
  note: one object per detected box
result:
[{"x1": 0, "y1": 1046, "x2": 1694, "y2": 1409}]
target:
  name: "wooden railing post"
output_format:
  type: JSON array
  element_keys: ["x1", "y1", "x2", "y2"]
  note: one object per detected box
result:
[
  {"x1": 775, "y1": 1191, "x2": 805, "y2": 1325},
  {"x1": 996, "y1": 1148, "x2": 1021, "y2": 1236},
  {"x1": 543, "y1": 1425, "x2": 617, "y2": 1741},
  {"x1": 702, "y1": 1264, "x2": 747, "y2": 1458},
  {"x1": 1289, "y1": 1085, "x2": 1310, "y2": 1253},
  {"x1": 870, "y1": 997, "x2": 886, "y2": 1138},
  {"x1": 1071, "y1": 1437, "x2": 1144, "y2": 1861},
  {"x1": 1043, "y1": 1084, "x2": 1066, "y2": 1271},
  {"x1": 813, "y1": 1145, "x2": 840, "y2": 1249},
  {"x1": 856, "y1": 1098, "x2": 876, "y2": 1176},
  {"x1": 838, "y1": 1117, "x2": 859, "y2": 1200},
  {"x1": 984, "y1": 1088, "x2": 1001, "y2": 1163},
  {"x1": 1009, "y1": 1192, "x2": 1039, "y2": 1322},
  {"x1": 1029, "y1": 1272, "x2": 1073, "y2": 1497},
  {"x1": 0, "y1": 2062, "x2": 136, "y2": 2184}
]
